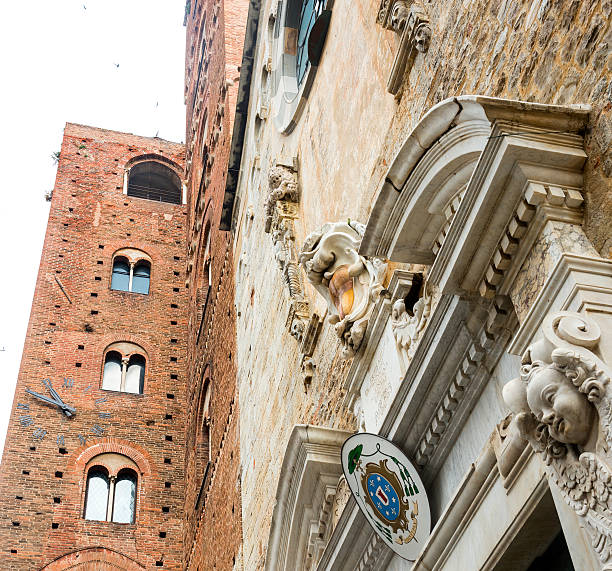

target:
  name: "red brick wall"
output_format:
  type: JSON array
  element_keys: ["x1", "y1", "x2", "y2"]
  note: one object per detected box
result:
[
  {"x1": 0, "y1": 123, "x2": 188, "y2": 570},
  {"x1": 182, "y1": 0, "x2": 249, "y2": 569}
]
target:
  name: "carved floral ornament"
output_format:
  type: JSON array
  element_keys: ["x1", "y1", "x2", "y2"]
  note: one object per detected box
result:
[
  {"x1": 299, "y1": 221, "x2": 387, "y2": 357},
  {"x1": 503, "y1": 311, "x2": 612, "y2": 566}
]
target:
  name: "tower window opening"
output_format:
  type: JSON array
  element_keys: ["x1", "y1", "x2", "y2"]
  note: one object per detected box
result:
[
  {"x1": 84, "y1": 458, "x2": 138, "y2": 524},
  {"x1": 102, "y1": 343, "x2": 146, "y2": 394},
  {"x1": 127, "y1": 161, "x2": 182, "y2": 204}
]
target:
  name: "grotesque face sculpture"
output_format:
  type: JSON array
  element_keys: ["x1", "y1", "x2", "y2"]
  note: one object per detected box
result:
[{"x1": 525, "y1": 366, "x2": 595, "y2": 445}]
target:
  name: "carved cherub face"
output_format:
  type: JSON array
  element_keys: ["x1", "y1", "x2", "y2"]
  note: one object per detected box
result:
[{"x1": 526, "y1": 367, "x2": 595, "y2": 445}]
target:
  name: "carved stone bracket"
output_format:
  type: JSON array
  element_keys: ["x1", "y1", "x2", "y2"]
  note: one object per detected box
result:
[
  {"x1": 504, "y1": 311, "x2": 612, "y2": 567},
  {"x1": 391, "y1": 276, "x2": 432, "y2": 376},
  {"x1": 265, "y1": 164, "x2": 299, "y2": 234},
  {"x1": 299, "y1": 221, "x2": 387, "y2": 358},
  {"x1": 377, "y1": 0, "x2": 431, "y2": 95}
]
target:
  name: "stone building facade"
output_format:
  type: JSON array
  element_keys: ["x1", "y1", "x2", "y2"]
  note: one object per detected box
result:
[
  {"x1": 2, "y1": 0, "x2": 612, "y2": 569},
  {"x1": 224, "y1": 0, "x2": 612, "y2": 569}
]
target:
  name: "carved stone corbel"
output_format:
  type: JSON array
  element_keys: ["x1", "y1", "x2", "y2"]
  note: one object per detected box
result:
[
  {"x1": 391, "y1": 277, "x2": 432, "y2": 375},
  {"x1": 503, "y1": 311, "x2": 612, "y2": 567},
  {"x1": 299, "y1": 221, "x2": 387, "y2": 357},
  {"x1": 377, "y1": 0, "x2": 431, "y2": 95}
]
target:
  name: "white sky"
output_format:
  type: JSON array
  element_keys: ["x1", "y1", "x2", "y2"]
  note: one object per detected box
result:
[{"x1": 0, "y1": 0, "x2": 187, "y2": 454}]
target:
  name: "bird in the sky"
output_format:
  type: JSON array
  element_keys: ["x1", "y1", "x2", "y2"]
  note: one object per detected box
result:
[
  {"x1": 114, "y1": 63, "x2": 120, "y2": 68},
  {"x1": 83, "y1": 4, "x2": 86, "y2": 9}
]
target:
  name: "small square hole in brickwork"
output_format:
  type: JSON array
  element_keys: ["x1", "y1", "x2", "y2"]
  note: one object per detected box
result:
[
  {"x1": 75, "y1": 363, "x2": 82, "y2": 368},
  {"x1": 126, "y1": 233, "x2": 131, "y2": 237},
  {"x1": 159, "y1": 531, "x2": 167, "y2": 538},
  {"x1": 22, "y1": 470, "x2": 30, "y2": 475},
  {"x1": 68, "y1": 207, "x2": 73, "y2": 212},
  {"x1": 170, "y1": 357, "x2": 177, "y2": 362},
  {"x1": 63, "y1": 223, "x2": 68, "y2": 227},
  {"x1": 45, "y1": 340, "x2": 51, "y2": 345},
  {"x1": 166, "y1": 394, "x2": 174, "y2": 400},
  {"x1": 78, "y1": 345, "x2": 84, "y2": 350},
  {"x1": 164, "y1": 458, "x2": 171, "y2": 465},
  {"x1": 146, "y1": 420, "x2": 155, "y2": 426},
  {"x1": 54, "y1": 305, "x2": 61, "y2": 309},
  {"x1": 170, "y1": 321, "x2": 177, "y2": 325},
  {"x1": 71, "y1": 179, "x2": 76, "y2": 183},
  {"x1": 59, "y1": 448, "x2": 67, "y2": 455},
  {"x1": 129, "y1": 218, "x2": 134, "y2": 222},
  {"x1": 165, "y1": 414, "x2": 173, "y2": 420},
  {"x1": 53, "y1": 497, "x2": 61, "y2": 504},
  {"x1": 51, "y1": 523, "x2": 59, "y2": 529},
  {"x1": 10, "y1": 550, "x2": 17, "y2": 554},
  {"x1": 173, "y1": 256, "x2": 180, "y2": 261},
  {"x1": 173, "y1": 287, "x2": 179, "y2": 292},
  {"x1": 170, "y1": 374, "x2": 178, "y2": 380},
  {"x1": 45, "y1": 360, "x2": 51, "y2": 365},
  {"x1": 164, "y1": 482, "x2": 171, "y2": 488},
  {"x1": 114, "y1": 158, "x2": 119, "y2": 161},
  {"x1": 55, "y1": 471, "x2": 63, "y2": 478},
  {"x1": 49, "y1": 322, "x2": 56, "y2": 327},
  {"x1": 55, "y1": 270, "x2": 61, "y2": 274},
  {"x1": 170, "y1": 339, "x2": 177, "y2": 344},
  {"x1": 98, "y1": 244, "x2": 104, "y2": 249},
  {"x1": 12, "y1": 522, "x2": 19, "y2": 527},
  {"x1": 29, "y1": 447, "x2": 36, "y2": 452},
  {"x1": 171, "y1": 303, "x2": 178, "y2": 309},
  {"x1": 165, "y1": 435, "x2": 172, "y2": 442},
  {"x1": 59, "y1": 254, "x2": 64, "y2": 258},
  {"x1": 162, "y1": 506, "x2": 170, "y2": 513},
  {"x1": 91, "y1": 292, "x2": 97, "y2": 297},
  {"x1": 173, "y1": 271, "x2": 180, "y2": 276},
  {"x1": 95, "y1": 276, "x2": 101, "y2": 281},
  {"x1": 97, "y1": 260, "x2": 103, "y2": 265},
  {"x1": 156, "y1": 562, "x2": 163, "y2": 567},
  {"x1": 62, "y1": 238, "x2": 68, "y2": 242},
  {"x1": 91, "y1": 310, "x2": 98, "y2": 315},
  {"x1": 116, "y1": 186, "x2": 122, "y2": 190}
]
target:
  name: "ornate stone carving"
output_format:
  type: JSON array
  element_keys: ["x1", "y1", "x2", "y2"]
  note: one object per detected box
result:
[
  {"x1": 331, "y1": 476, "x2": 351, "y2": 532},
  {"x1": 503, "y1": 311, "x2": 612, "y2": 566},
  {"x1": 391, "y1": 282, "x2": 431, "y2": 374},
  {"x1": 376, "y1": 0, "x2": 431, "y2": 95},
  {"x1": 299, "y1": 221, "x2": 387, "y2": 357},
  {"x1": 265, "y1": 165, "x2": 299, "y2": 233}
]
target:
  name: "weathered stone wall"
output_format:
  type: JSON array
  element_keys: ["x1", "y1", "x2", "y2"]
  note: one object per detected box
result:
[{"x1": 234, "y1": 0, "x2": 611, "y2": 568}]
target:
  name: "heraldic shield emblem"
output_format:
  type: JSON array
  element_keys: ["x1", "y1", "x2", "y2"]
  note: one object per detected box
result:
[{"x1": 341, "y1": 433, "x2": 431, "y2": 561}]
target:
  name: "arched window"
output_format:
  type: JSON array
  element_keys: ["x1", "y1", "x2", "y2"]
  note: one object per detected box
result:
[
  {"x1": 102, "y1": 351, "x2": 122, "y2": 391},
  {"x1": 271, "y1": 0, "x2": 330, "y2": 132},
  {"x1": 110, "y1": 249, "x2": 152, "y2": 295},
  {"x1": 84, "y1": 467, "x2": 110, "y2": 521},
  {"x1": 127, "y1": 161, "x2": 182, "y2": 204},
  {"x1": 112, "y1": 469, "x2": 137, "y2": 524},
  {"x1": 102, "y1": 343, "x2": 146, "y2": 394},
  {"x1": 124, "y1": 354, "x2": 145, "y2": 395},
  {"x1": 110, "y1": 257, "x2": 130, "y2": 291},
  {"x1": 83, "y1": 454, "x2": 138, "y2": 524},
  {"x1": 131, "y1": 261, "x2": 150, "y2": 294}
]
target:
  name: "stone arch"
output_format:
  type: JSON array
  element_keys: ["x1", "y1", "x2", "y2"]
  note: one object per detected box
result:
[{"x1": 40, "y1": 547, "x2": 145, "y2": 570}]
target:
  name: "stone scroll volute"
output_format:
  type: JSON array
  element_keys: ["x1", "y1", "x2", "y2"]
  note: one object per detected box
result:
[
  {"x1": 503, "y1": 311, "x2": 612, "y2": 568},
  {"x1": 299, "y1": 221, "x2": 387, "y2": 357}
]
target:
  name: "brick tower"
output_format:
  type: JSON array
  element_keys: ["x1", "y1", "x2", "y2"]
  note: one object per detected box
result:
[
  {"x1": 0, "y1": 124, "x2": 188, "y2": 570},
  {"x1": 181, "y1": 0, "x2": 249, "y2": 568}
]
